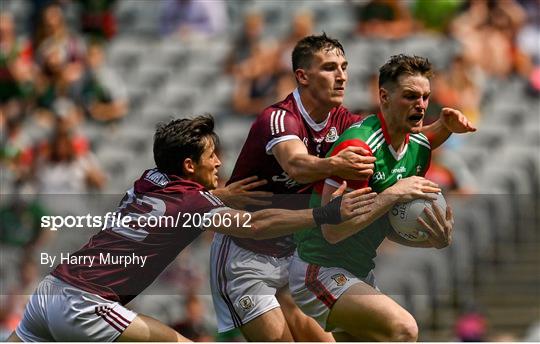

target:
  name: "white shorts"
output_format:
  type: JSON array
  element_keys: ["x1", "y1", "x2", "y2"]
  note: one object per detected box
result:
[
  {"x1": 210, "y1": 233, "x2": 291, "y2": 333},
  {"x1": 288, "y1": 251, "x2": 377, "y2": 332},
  {"x1": 16, "y1": 275, "x2": 137, "y2": 342}
]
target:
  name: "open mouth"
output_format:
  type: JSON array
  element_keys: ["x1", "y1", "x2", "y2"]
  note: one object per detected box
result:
[{"x1": 408, "y1": 114, "x2": 424, "y2": 123}]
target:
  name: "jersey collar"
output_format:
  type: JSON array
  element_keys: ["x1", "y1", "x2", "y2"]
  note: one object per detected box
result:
[
  {"x1": 376, "y1": 112, "x2": 409, "y2": 161},
  {"x1": 293, "y1": 88, "x2": 331, "y2": 132}
]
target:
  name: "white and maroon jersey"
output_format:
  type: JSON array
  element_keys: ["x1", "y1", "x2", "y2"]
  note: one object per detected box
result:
[
  {"x1": 228, "y1": 89, "x2": 363, "y2": 257},
  {"x1": 52, "y1": 168, "x2": 228, "y2": 305}
]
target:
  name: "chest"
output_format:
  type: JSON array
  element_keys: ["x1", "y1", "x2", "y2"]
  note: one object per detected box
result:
[
  {"x1": 369, "y1": 145, "x2": 428, "y2": 193},
  {"x1": 300, "y1": 126, "x2": 341, "y2": 157}
]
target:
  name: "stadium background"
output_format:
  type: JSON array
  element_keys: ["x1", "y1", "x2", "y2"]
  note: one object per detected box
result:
[{"x1": 0, "y1": 0, "x2": 539, "y2": 341}]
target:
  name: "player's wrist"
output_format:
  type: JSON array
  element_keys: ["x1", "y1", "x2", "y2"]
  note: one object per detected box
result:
[
  {"x1": 326, "y1": 156, "x2": 339, "y2": 177},
  {"x1": 312, "y1": 196, "x2": 343, "y2": 226}
]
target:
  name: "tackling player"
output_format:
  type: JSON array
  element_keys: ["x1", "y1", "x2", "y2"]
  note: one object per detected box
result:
[
  {"x1": 289, "y1": 54, "x2": 461, "y2": 341},
  {"x1": 210, "y1": 34, "x2": 475, "y2": 341},
  {"x1": 8, "y1": 116, "x2": 375, "y2": 342}
]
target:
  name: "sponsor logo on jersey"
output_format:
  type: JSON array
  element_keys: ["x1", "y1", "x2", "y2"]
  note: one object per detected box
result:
[
  {"x1": 331, "y1": 273, "x2": 348, "y2": 287},
  {"x1": 272, "y1": 171, "x2": 300, "y2": 189},
  {"x1": 373, "y1": 171, "x2": 386, "y2": 181},
  {"x1": 391, "y1": 166, "x2": 406, "y2": 174},
  {"x1": 303, "y1": 137, "x2": 309, "y2": 147},
  {"x1": 239, "y1": 296, "x2": 254, "y2": 310},
  {"x1": 325, "y1": 127, "x2": 339, "y2": 142}
]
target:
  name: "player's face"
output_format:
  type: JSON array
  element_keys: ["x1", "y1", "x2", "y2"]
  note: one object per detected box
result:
[
  {"x1": 192, "y1": 137, "x2": 221, "y2": 190},
  {"x1": 382, "y1": 74, "x2": 430, "y2": 133},
  {"x1": 305, "y1": 48, "x2": 348, "y2": 107}
]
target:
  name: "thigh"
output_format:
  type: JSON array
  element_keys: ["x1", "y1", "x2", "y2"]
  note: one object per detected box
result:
[
  {"x1": 288, "y1": 253, "x2": 363, "y2": 332},
  {"x1": 327, "y1": 281, "x2": 416, "y2": 341},
  {"x1": 15, "y1": 278, "x2": 56, "y2": 342},
  {"x1": 240, "y1": 307, "x2": 293, "y2": 342},
  {"x1": 209, "y1": 235, "x2": 285, "y2": 333},
  {"x1": 118, "y1": 314, "x2": 189, "y2": 342}
]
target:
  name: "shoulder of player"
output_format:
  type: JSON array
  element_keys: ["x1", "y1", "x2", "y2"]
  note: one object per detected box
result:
[
  {"x1": 255, "y1": 105, "x2": 301, "y2": 137},
  {"x1": 258, "y1": 93, "x2": 298, "y2": 119},
  {"x1": 258, "y1": 104, "x2": 298, "y2": 122},
  {"x1": 340, "y1": 114, "x2": 380, "y2": 140},
  {"x1": 409, "y1": 133, "x2": 431, "y2": 150}
]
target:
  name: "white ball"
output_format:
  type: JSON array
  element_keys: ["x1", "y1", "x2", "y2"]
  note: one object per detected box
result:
[{"x1": 388, "y1": 193, "x2": 447, "y2": 242}]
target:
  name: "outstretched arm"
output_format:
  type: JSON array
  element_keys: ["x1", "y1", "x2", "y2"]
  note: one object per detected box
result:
[
  {"x1": 210, "y1": 182, "x2": 375, "y2": 240},
  {"x1": 421, "y1": 107, "x2": 476, "y2": 149}
]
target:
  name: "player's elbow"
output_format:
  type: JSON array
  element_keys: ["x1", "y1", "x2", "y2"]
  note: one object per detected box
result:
[{"x1": 284, "y1": 167, "x2": 309, "y2": 184}]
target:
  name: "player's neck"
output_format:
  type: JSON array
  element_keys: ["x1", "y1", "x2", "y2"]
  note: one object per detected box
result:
[
  {"x1": 382, "y1": 113, "x2": 407, "y2": 153},
  {"x1": 389, "y1": 132, "x2": 407, "y2": 153},
  {"x1": 299, "y1": 89, "x2": 332, "y2": 123}
]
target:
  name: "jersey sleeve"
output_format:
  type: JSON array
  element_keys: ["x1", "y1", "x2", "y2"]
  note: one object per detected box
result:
[
  {"x1": 255, "y1": 108, "x2": 303, "y2": 154},
  {"x1": 324, "y1": 138, "x2": 372, "y2": 191}
]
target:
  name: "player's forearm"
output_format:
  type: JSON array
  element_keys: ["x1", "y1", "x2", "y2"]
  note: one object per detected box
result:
[
  {"x1": 422, "y1": 120, "x2": 451, "y2": 149},
  {"x1": 285, "y1": 154, "x2": 335, "y2": 183},
  {"x1": 322, "y1": 191, "x2": 399, "y2": 244},
  {"x1": 250, "y1": 208, "x2": 315, "y2": 239}
]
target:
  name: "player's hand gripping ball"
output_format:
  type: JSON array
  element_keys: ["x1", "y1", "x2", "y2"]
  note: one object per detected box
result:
[{"x1": 389, "y1": 193, "x2": 447, "y2": 242}]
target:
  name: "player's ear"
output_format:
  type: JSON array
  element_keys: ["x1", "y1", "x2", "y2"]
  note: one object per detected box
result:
[
  {"x1": 295, "y1": 68, "x2": 308, "y2": 86},
  {"x1": 379, "y1": 87, "x2": 389, "y2": 106},
  {"x1": 182, "y1": 158, "x2": 195, "y2": 176}
]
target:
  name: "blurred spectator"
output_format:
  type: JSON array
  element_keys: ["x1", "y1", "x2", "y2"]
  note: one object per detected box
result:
[
  {"x1": 34, "y1": 40, "x2": 83, "y2": 110},
  {"x1": 0, "y1": 117, "x2": 34, "y2": 184},
  {"x1": 273, "y1": 12, "x2": 314, "y2": 100},
  {"x1": 412, "y1": 0, "x2": 464, "y2": 34},
  {"x1": 277, "y1": 11, "x2": 314, "y2": 73},
  {"x1": 171, "y1": 294, "x2": 213, "y2": 342},
  {"x1": 79, "y1": 40, "x2": 128, "y2": 123},
  {"x1": 33, "y1": 2, "x2": 86, "y2": 63},
  {"x1": 451, "y1": 0, "x2": 529, "y2": 78},
  {"x1": 77, "y1": 0, "x2": 118, "y2": 41},
  {"x1": 159, "y1": 0, "x2": 228, "y2": 39},
  {"x1": 33, "y1": 117, "x2": 106, "y2": 194},
  {"x1": 0, "y1": 12, "x2": 35, "y2": 104},
  {"x1": 354, "y1": 0, "x2": 414, "y2": 40},
  {"x1": 432, "y1": 54, "x2": 485, "y2": 125},
  {"x1": 0, "y1": 194, "x2": 51, "y2": 250},
  {"x1": 517, "y1": 0, "x2": 540, "y2": 95},
  {"x1": 226, "y1": 12, "x2": 282, "y2": 115},
  {"x1": 224, "y1": 11, "x2": 266, "y2": 75}
]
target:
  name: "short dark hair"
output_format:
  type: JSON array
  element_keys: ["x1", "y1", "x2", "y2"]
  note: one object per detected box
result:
[
  {"x1": 291, "y1": 33, "x2": 345, "y2": 72},
  {"x1": 378, "y1": 54, "x2": 433, "y2": 89},
  {"x1": 153, "y1": 115, "x2": 218, "y2": 175}
]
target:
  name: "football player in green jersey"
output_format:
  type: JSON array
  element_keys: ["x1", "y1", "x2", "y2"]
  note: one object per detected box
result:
[{"x1": 289, "y1": 54, "x2": 471, "y2": 341}]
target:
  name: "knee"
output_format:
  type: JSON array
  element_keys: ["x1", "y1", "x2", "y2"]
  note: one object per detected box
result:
[{"x1": 388, "y1": 315, "x2": 418, "y2": 342}]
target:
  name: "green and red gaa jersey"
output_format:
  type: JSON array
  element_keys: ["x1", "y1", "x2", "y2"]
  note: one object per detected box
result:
[{"x1": 295, "y1": 113, "x2": 432, "y2": 278}]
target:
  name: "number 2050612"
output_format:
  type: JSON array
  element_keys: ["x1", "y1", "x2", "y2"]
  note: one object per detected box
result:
[{"x1": 181, "y1": 212, "x2": 252, "y2": 229}]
